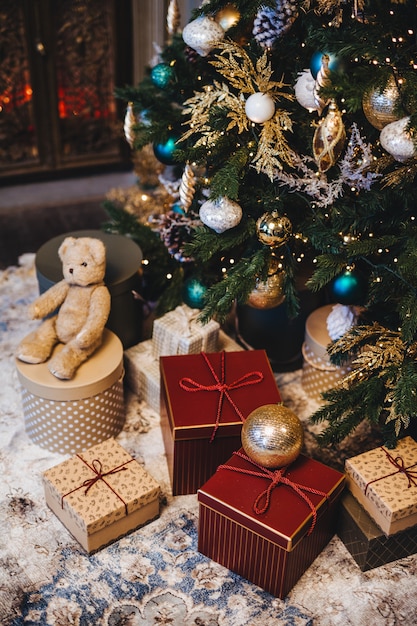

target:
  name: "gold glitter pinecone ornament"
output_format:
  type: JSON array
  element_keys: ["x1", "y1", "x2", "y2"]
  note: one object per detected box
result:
[{"x1": 241, "y1": 404, "x2": 304, "y2": 468}]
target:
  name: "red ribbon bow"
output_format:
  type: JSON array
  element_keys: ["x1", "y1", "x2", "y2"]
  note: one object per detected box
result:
[
  {"x1": 364, "y1": 446, "x2": 417, "y2": 496},
  {"x1": 61, "y1": 455, "x2": 135, "y2": 516},
  {"x1": 179, "y1": 351, "x2": 263, "y2": 442},
  {"x1": 218, "y1": 451, "x2": 329, "y2": 535}
]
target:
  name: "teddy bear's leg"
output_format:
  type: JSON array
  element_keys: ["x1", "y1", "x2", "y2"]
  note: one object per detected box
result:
[
  {"x1": 16, "y1": 317, "x2": 59, "y2": 364},
  {"x1": 48, "y1": 340, "x2": 99, "y2": 380}
]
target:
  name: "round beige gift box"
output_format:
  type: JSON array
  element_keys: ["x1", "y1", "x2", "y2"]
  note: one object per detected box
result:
[
  {"x1": 16, "y1": 329, "x2": 125, "y2": 455},
  {"x1": 302, "y1": 304, "x2": 350, "y2": 404}
]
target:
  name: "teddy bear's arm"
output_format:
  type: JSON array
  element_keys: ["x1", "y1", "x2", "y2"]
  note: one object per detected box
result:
[
  {"x1": 75, "y1": 285, "x2": 111, "y2": 348},
  {"x1": 29, "y1": 280, "x2": 70, "y2": 319}
]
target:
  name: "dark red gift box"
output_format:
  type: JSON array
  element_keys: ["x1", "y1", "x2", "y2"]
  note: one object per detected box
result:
[
  {"x1": 160, "y1": 349, "x2": 281, "y2": 495},
  {"x1": 197, "y1": 450, "x2": 345, "y2": 598}
]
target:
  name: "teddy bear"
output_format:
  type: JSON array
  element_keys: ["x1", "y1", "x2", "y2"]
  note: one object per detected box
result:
[{"x1": 17, "y1": 236, "x2": 111, "y2": 380}]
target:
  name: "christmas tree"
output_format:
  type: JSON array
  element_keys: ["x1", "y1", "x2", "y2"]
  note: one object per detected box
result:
[{"x1": 106, "y1": 0, "x2": 417, "y2": 447}]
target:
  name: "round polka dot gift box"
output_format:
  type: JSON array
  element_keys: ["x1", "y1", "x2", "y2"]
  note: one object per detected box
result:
[
  {"x1": 301, "y1": 304, "x2": 351, "y2": 404},
  {"x1": 16, "y1": 329, "x2": 125, "y2": 455}
]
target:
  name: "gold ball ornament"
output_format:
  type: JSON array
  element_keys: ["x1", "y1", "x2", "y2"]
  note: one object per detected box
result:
[
  {"x1": 215, "y1": 4, "x2": 240, "y2": 31},
  {"x1": 242, "y1": 404, "x2": 304, "y2": 469},
  {"x1": 247, "y1": 257, "x2": 286, "y2": 309},
  {"x1": 362, "y1": 76, "x2": 404, "y2": 130},
  {"x1": 256, "y1": 210, "x2": 292, "y2": 248}
]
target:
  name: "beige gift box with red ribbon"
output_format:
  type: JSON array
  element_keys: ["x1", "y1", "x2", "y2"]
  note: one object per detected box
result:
[
  {"x1": 43, "y1": 438, "x2": 161, "y2": 553},
  {"x1": 345, "y1": 436, "x2": 417, "y2": 536}
]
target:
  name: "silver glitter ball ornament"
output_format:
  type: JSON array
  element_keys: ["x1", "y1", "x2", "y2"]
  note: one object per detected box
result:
[{"x1": 241, "y1": 404, "x2": 304, "y2": 468}]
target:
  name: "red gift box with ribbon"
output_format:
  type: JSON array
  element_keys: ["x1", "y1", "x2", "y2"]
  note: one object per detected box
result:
[
  {"x1": 197, "y1": 449, "x2": 345, "y2": 598},
  {"x1": 160, "y1": 349, "x2": 281, "y2": 495}
]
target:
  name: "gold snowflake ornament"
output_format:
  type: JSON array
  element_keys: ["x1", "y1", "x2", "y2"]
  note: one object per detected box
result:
[{"x1": 181, "y1": 41, "x2": 295, "y2": 181}]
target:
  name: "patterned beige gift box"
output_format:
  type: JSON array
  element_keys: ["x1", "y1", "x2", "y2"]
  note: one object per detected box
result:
[
  {"x1": 345, "y1": 437, "x2": 417, "y2": 536},
  {"x1": 43, "y1": 438, "x2": 161, "y2": 553},
  {"x1": 16, "y1": 329, "x2": 125, "y2": 455},
  {"x1": 124, "y1": 330, "x2": 243, "y2": 412},
  {"x1": 152, "y1": 304, "x2": 220, "y2": 358},
  {"x1": 302, "y1": 304, "x2": 349, "y2": 403}
]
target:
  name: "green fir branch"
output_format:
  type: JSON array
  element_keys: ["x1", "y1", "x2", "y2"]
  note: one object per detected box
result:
[{"x1": 199, "y1": 248, "x2": 269, "y2": 324}]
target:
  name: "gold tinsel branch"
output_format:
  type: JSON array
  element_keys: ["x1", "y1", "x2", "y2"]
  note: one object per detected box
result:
[{"x1": 181, "y1": 41, "x2": 294, "y2": 179}]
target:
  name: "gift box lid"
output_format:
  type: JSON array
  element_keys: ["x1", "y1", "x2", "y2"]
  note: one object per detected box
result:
[
  {"x1": 16, "y1": 328, "x2": 123, "y2": 400},
  {"x1": 43, "y1": 438, "x2": 160, "y2": 535},
  {"x1": 35, "y1": 229, "x2": 143, "y2": 297},
  {"x1": 345, "y1": 436, "x2": 417, "y2": 524},
  {"x1": 160, "y1": 350, "x2": 281, "y2": 441},
  {"x1": 304, "y1": 304, "x2": 334, "y2": 364},
  {"x1": 198, "y1": 450, "x2": 345, "y2": 551}
]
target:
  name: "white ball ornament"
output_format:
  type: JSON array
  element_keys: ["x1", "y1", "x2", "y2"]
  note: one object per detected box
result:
[
  {"x1": 182, "y1": 16, "x2": 225, "y2": 57},
  {"x1": 294, "y1": 69, "x2": 319, "y2": 112},
  {"x1": 245, "y1": 92, "x2": 275, "y2": 123},
  {"x1": 380, "y1": 116, "x2": 416, "y2": 163},
  {"x1": 199, "y1": 197, "x2": 243, "y2": 233}
]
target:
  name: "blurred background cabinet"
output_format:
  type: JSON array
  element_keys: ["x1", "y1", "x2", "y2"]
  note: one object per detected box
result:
[{"x1": 0, "y1": 0, "x2": 133, "y2": 183}]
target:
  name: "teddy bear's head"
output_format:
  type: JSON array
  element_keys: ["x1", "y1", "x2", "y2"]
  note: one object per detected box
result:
[{"x1": 58, "y1": 236, "x2": 107, "y2": 287}]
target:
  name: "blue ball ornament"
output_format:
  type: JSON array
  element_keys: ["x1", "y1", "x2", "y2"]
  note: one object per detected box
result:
[
  {"x1": 331, "y1": 269, "x2": 366, "y2": 305},
  {"x1": 182, "y1": 277, "x2": 208, "y2": 309},
  {"x1": 153, "y1": 135, "x2": 180, "y2": 165},
  {"x1": 310, "y1": 51, "x2": 341, "y2": 79},
  {"x1": 151, "y1": 63, "x2": 175, "y2": 89}
]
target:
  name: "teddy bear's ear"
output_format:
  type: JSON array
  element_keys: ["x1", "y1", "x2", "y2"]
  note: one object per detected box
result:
[
  {"x1": 58, "y1": 237, "x2": 76, "y2": 261},
  {"x1": 87, "y1": 238, "x2": 106, "y2": 264}
]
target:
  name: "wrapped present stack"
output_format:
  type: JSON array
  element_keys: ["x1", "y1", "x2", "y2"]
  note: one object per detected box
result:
[
  {"x1": 338, "y1": 436, "x2": 417, "y2": 570},
  {"x1": 124, "y1": 304, "x2": 243, "y2": 412},
  {"x1": 197, "y1": 405, "x2": 346, "y2": 598},
  {"x1": 160, "y1": 349, "x2": 282, "y2": 495}
]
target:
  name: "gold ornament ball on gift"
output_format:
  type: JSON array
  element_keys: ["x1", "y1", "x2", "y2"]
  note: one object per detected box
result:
[
  {"x1": 362, "y1": 76, "x2": 404, "y2": 130},
  {"x1": 256, "y1": 210, "x2": 292, "y2": 248},
  {"x1": 242, "y1": 404, "x2": 304, "y2": 469}
]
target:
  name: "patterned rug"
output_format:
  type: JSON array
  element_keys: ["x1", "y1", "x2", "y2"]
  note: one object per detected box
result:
[{"x1": 1, "y1": 255, "x2": 417, "y2": 626}]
